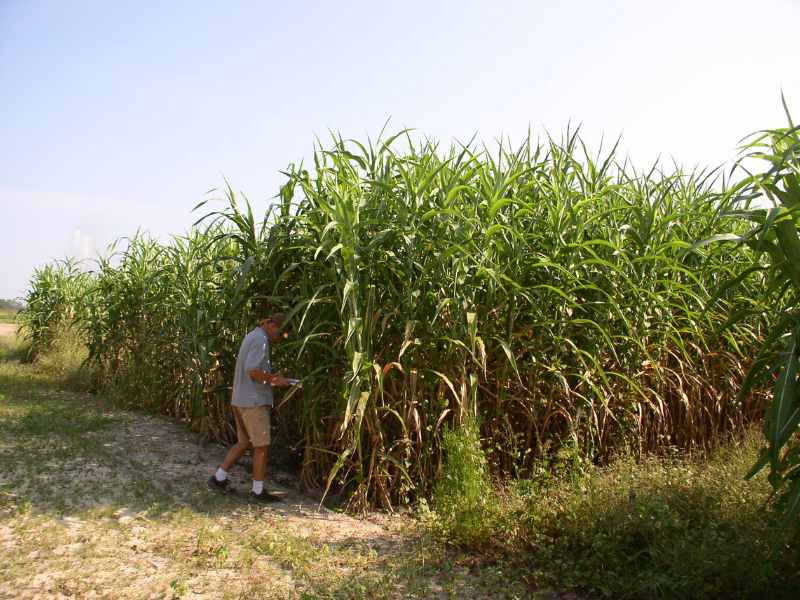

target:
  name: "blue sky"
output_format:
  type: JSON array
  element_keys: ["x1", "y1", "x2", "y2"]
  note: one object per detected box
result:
[{"x1": 1, "y1": 0, "x2": 799, "y2": 299}]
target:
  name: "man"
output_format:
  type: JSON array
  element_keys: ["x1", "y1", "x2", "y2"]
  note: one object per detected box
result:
[{"x1": 207, "y1": 313, "x2": 292, "y2": 503}]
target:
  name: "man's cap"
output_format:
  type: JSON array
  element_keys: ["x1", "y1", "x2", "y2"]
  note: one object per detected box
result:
[{"x1": 260, "y1": 312, "x2": 292, "y2": 332}]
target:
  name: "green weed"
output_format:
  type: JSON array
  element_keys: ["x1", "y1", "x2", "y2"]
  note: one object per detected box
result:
[{"x1": 433, "y1": 412, "x2": 496, "y2": 550}]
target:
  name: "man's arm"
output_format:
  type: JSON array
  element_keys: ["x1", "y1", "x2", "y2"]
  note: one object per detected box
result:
[
  {"x1": 243, "y1": 336, "x2": 289, "y2": 388},
  {"x1": 246, "y1": 369, "x2": 290, "y2": 388}
]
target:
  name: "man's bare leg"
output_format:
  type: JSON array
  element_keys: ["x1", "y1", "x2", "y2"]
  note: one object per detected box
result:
[
  {"x1": 249, "y1": 445, "x2": 279, "y2": 501},
  {"x1": 209, "y1": 440, "x2": 251, "y2": 492},
  {"x1": 253, "y1": 445, "x2": 268, "y2": 482},
  {"x1": 221, "y1": 440, "x2": 252, "y2": 471}
]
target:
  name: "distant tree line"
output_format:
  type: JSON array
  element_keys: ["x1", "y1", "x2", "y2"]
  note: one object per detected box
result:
[{"x1": 0, "y1": 299, "x2": 24, "y2": 311}]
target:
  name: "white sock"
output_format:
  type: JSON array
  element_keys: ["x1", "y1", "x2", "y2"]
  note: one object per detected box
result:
[
  {"x1": 252, "y1": 480, "x2": 264, "y2": 494},
  {"x1": 215, "y1": 468, "x2": 228, "y2": 482}
]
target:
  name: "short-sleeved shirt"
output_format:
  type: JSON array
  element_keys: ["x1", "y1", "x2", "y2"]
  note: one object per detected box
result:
[{"x1": 231, "y1": 327, "x2": 274, "y2": 407}]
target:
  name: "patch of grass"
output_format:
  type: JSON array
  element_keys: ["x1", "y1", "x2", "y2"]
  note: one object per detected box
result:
[
  {"x1": 0, "y1": 333, "x2": 43, "y2": 392},
  {"x1": 14, "y1": 400, "x2": 112, "y2": 436},
  {"x1": 0, "y1": 392, "x2": 119, "y2": 513},
  {"x1": 429, "y1": 433, "x2": 800, "y2": 599},
  {"x1": 0, "y1": 330, "x2": 29, "y2": 363},
  {"x1": 0, "y1": 327, "x2": 91, "y2": 392},
  {"x1": 29, "y1": 328, "x2": 91, "y2": 391},
  {"x1": 0, "y1": 309, "x2": 20, "y2": 324}
]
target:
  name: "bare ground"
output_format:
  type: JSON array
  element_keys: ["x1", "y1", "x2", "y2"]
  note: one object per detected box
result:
[{"x1": 0, "y1": 393, "x2": 423, "y2": 599}]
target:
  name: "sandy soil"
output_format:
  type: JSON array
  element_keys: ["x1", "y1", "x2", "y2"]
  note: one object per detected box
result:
[
  {"x1": 0, "y1": 392, "x2": 410, "y2": 599},
  {"x1": 0, "y1": 324, "x2": 16, "y2": 336}
]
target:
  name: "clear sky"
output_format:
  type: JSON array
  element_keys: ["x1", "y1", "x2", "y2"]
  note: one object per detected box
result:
[{"x1": 1, "y1": 0, "x2": 799, "y2": 300}]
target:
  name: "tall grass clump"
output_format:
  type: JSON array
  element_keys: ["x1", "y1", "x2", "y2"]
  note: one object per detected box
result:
[
  {"x1": 20, "y1": 258, "x2": 90, "y2": 357},
  {"x1": 433, "y1": 412, "x2": 494, "y2": 548},
  {"x1": 77, "y1": 228, "x2": 254, "y2": 442},
  {"x1": 23, "y1": 127, "x2": 770, "y2": 507},
  {"x1": 17, "y1": 259, "x2": 92, "y2": 389},
  {"x1": 230, "y1": 129, "x2": 768, "y2": 506}
]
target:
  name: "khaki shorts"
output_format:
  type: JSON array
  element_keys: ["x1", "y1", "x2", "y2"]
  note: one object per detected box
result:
[{"x1": 233, "y1": 404, "x2": 271, "y2": 447}]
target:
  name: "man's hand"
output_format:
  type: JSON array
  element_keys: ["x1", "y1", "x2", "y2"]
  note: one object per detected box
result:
[
  {"x1": 272, "y1": 374, "x2": 291, "y2": 388},
  {"x1": 246, "y1": 369, "x2": 291, "y2": 388}
]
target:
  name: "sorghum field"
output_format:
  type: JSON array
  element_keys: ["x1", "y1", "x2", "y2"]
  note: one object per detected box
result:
[{"x1": 10, "y1": 119, "x2": 800, "y2": 598}]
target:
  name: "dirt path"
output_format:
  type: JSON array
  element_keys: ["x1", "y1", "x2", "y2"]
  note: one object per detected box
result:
[
  {"x1": 22, "y1": 391, "x2": 397, "y2": 540},
  {"x1": 0, "y1": 390, "x2": 418, "y2": 599},
  {"x1": 0, "y1": 324, "x2": 16, "y2": 336}
]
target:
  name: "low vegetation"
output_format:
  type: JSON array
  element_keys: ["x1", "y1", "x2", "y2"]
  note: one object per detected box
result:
[{"x1": 432, "y1": 418, "x2": 799, "y2": 599}]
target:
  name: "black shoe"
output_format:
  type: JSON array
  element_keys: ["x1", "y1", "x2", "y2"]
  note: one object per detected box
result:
[
  {"x1": 250, "y1": 489, "x2": 282, "y2": 503},
  {"x1": 207, "y1": 475, "x2": 236, "y2": 493}
]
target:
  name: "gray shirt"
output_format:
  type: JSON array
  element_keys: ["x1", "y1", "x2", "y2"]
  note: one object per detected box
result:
[{"x1": 231, "y1": 327, "x2": 274, "y2": 407}]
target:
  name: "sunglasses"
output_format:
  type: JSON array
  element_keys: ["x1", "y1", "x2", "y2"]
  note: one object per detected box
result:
[{"x1": 263, "y1": 319, "x2": 291, "y2": 339}]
